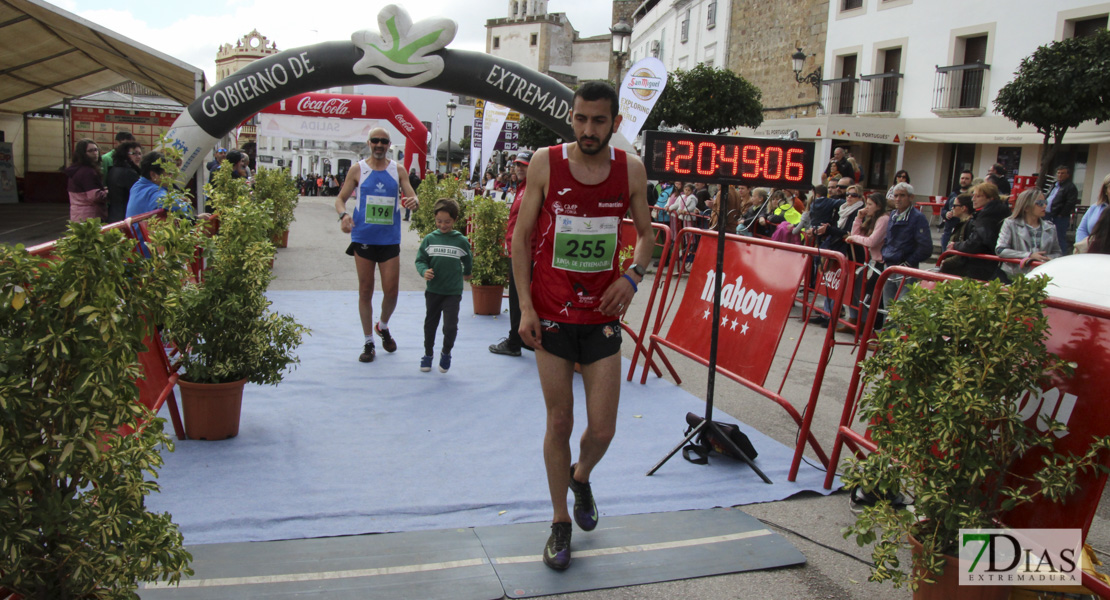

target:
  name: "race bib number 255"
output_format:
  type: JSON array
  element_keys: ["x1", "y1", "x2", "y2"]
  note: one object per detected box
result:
[{"x1": 552, "y1": 215, "x2": 619, "y2": 273}]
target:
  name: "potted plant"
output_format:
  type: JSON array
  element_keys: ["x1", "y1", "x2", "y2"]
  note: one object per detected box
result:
[
  {"x1": 253, "y1": 166, "x2": 299, "y2": 248},
  {"x1": 164, "y1": 188, "x2": 309, "y2": 440},
  {"x1": 0, "y1": 220, "x2": 195, "y2": 596},
  {"x1": 466, "y1": 193, "x2": 511, "y2": 315},
  {"x1": 842, "y1": 276, "x2": 1109, "y2": 597}
]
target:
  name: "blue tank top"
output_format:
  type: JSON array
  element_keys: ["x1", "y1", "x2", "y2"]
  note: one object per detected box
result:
[{"x1": 351, "y1": 159, "x2": 401, "y2": 245}]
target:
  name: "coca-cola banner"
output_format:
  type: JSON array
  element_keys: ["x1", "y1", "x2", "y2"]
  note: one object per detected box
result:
[
  {"x1": 166, "y1": 4, "x2": 588, "y2": 182},
  {"x1": 665, "y1": 233, "x2": 808, "y2": 387},
  {"x1": 258, "y1": 93, "x2": 427, "y2": 166}
]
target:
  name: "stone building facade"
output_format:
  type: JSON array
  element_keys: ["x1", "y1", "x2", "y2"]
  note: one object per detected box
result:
[
  {"x1": 727, "y1": 0, "x2": 829, "y2": 120},
  {"x1": 486, "y1": 5, "x2": 610, "y2": 85}
]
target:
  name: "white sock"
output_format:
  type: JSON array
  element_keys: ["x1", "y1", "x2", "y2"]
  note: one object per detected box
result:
[
  {"x1": 378, "y1": 320, "x2": 388, "y2": 330},
  {"x1": 365, "y1": 334, "x2": 374, "y2": 344}
]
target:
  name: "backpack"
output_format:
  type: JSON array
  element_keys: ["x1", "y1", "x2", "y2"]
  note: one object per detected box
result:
[{"x1": 681, "y1": 412, "x2": 759, "y2": 464}]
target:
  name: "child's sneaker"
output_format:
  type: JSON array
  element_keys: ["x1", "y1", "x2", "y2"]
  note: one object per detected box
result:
[
  {"x1": 359, "y1": 342, "x2": 376, "y2": 363},
  {"x1": 420, "y1": 355, "x2": 432, "y2": 372},
  {"x1": 375, "y1": 322, "x2": 397, "y2": 353},
  {"x1": 438, "y1": 353, "x2": 451, "y2": 373}
]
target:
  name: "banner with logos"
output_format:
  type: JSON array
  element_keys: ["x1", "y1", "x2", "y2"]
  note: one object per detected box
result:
[
  {"x1": 257, "y1": 113, "x2": 378, "y2": 142},
  {"x1": 665, "y1": 233, "x2": 807, "y2": 386},
  {"x1": 617, "y1": 58, "x2": 668, "y2": 145}
]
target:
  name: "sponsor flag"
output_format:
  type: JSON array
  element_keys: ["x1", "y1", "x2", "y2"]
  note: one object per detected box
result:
[
  {"x1": 617, "y1": 58, "x2": 668, "y2": 145},
  {"x1": 470, "y1": 117, "x2": 483, "y2": 179},
  {"x1": 480, "y1": 102, "x2": 512, "y2": 180}
]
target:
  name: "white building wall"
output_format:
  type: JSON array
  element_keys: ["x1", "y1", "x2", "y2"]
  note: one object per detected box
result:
[
  {"x1": 630, "y1": 0, "x2": 730, "y2": 71},
  {"x1": 818, "y1": 0, "x2": 1110, "y2": 202},
  {"x1": 825, "y1": 0, "x2": 1110, "y2": 121}
]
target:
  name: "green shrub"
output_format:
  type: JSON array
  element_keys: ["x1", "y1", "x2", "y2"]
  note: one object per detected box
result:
[
  {"x1": 0, "y1": 219, "x2": 197, "y2": 597},
  {"x1": 253, "y1": 167, "x2": 300, "y2": 236},
  {"x1": 467, "y1": 194, "x2": 510, "y2": 287},
  {"x1": 164, "y1": 194, "x2": 308, "y2": 385},
  {"x1": 842, "y1": 276, "x2": 1110, "y2": 590}
]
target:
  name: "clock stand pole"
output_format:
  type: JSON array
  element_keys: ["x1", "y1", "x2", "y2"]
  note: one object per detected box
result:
[{"x1": 647, "y1": 183, "x2": 771, "y2": 483}]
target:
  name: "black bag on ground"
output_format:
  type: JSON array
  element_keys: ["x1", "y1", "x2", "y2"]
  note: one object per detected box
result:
[{"x1": 681, "y1": 412, "x2": 759, "y2": 464}]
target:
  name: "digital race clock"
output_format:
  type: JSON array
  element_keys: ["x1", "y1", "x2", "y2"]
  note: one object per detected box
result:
[{"x1": 643, "y1": 130, "x2": 815, "y2": 188}]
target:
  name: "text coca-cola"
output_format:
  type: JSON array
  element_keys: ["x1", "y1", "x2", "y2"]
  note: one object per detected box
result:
[{"x1": 297, "y1": 96, "x2": 352, "y2": 116}]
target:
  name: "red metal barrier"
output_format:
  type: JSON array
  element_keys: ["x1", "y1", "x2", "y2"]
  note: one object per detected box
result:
[
  {"x1": 823, "y1": 265, "x2": 1110, "y2": 596},
  {"x1": 619, "y1": 218, "x2": 672, "y2": 382},
  {"x1": 638, "y1": 228, "x2": 848, "y2": 480}
]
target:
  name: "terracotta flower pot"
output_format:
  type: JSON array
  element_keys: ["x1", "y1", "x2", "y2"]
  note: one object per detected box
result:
[
  {"x1": 272, "y1": 228, "x2": 289, "y2": 248},
  {"x1": 471, "y1": 283, "x2": 505, "y2": 315},
  {"x1": 908, "y1": 534, "x2": 1010, "y2": 600},
  {"x1": 178, "y1": 378, "x2": 247, "y2": 440}
]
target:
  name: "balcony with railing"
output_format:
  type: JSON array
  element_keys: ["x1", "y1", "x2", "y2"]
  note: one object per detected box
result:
[
  {"x1": 819, "y1": 77, "x2": 858, "y2": 116},
  {"x1": 858, "y1": 72, "x2": 903, "y2": 115},
  {"x1": 931, "y1": 63, "x2": 990, "y2": 117}
]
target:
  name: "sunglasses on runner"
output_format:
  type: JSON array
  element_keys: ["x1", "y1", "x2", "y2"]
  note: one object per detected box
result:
[{"x1": 369, "y1": 138, "x2": 390, "y2": 145}]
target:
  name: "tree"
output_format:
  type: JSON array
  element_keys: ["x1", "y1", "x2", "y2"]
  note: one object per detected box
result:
[
  {"x1": 994, "y1": 30, "x2": 1110, "y2": 189},
  {"x1": 518, "y1": 114, "x2": 563, "y2": 150},
  {"x1": 645, "y1": 64, "x2": 764, "y2": 133}
]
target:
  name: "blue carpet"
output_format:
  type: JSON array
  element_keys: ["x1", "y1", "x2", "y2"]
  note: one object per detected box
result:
[{"x1": 146, "y1": 290, "x2": 834, "y2": 545}]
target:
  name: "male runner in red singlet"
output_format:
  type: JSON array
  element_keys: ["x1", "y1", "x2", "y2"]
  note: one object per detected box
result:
[{"x1": 512, "y1": 81, "x2": 654, "y2": 570}]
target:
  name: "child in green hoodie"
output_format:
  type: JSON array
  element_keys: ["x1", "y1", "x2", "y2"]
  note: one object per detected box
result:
[{"x1": 415, "y1": 198, "x2": 473, "y2": 372}]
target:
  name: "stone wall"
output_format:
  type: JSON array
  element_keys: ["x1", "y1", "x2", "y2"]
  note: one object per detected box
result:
[{"x1": 727, "y1": 0, "x2": 829, "y2": 120}]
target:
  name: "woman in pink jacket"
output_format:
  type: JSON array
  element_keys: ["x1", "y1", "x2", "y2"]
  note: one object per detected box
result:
[
  {"x1": 65, "y1": 139, "x2": 107, "y2": 222},
  {"x1": 842, "y1": 192, "x2": 890, "y2": 332}
]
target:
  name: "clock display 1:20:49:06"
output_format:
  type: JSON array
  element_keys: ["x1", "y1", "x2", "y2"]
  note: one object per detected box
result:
[{"x1": 643, "y1": 130, "x2": 815, "y2": 188}]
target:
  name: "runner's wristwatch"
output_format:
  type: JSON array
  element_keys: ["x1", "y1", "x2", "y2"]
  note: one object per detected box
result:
[{"x1": 628, "y1": 264, "x2": 646, "y2": 278}]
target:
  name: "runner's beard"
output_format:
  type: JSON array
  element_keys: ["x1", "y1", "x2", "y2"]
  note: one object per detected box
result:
[
  {"x1": 372, "y1": 147, "x2": 387, "y2": 160},
  {"x1": 577, "y1": 129, "x2": 614, "y2": 156}
]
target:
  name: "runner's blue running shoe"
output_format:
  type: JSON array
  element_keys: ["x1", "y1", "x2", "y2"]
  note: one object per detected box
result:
[{"x1": 420, "y1": 355, "x2": 432, "y2": 372}]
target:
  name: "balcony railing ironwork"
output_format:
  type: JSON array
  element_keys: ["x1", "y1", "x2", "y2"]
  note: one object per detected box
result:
[
  {"x1": 858, "y1": 72, "x2": 903, "y2": 114},
  {"x1": 820, "y1": 77, "x2": 858, "y2": 116},
  {"x1": 931, "y1": 63, "x2": 990, "y2": 116}
]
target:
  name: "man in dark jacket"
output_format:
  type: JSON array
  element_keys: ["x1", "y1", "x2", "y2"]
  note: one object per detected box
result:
[
  {"x1": 1045, "y1": 165, "x2": 1079, "y2": 254},
  {"x1": 881, "y1": 182, "x2": 933, "y2": 307},
  {"x1": 951, "y1": 182, "x2": 1009, "y2": 281}
]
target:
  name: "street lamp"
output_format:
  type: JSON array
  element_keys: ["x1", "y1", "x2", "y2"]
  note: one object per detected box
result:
[
  {"x1": 610, "y1": 18, "x2": 632, "y2": 82},
  {"x1": 791, "y1": 47, "x2": 823, "y2": 92},
  {"x1": 445, "y1": 99, "x2": 457, "y2": 175}
]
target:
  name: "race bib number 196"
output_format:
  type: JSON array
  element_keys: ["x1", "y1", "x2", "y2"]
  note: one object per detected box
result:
[
  {"x1": 552, "y1": 215, "x2": 619, "y2": 273},
  {"x1": 363, "y1": 193, "x2": 395, "y2": 225}
]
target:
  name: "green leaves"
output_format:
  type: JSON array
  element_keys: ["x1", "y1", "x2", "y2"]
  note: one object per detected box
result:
[
  {"x1": 163, "y1": 192, "x2": 308, "y2": 385},
  {"x1": 645, "y1": 63, "x2": 763, "y2": 134},
  {"x1": 841, "y1": 276, "x2": 1104, "y2": 589},
  {"x1": 994, "y1": 30, "x2": 1110, "y2": 185},
  {"x1": 467, "y1": 195, "x2": 511, "y2": 287},
  {"x1": 1, "y1": 219, "x2": 194, "y2": 596}
]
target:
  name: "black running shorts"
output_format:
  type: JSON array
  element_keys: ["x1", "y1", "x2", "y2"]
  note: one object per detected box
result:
[
  {"x1": 346, "y1": 243, "x2": 401, "y2": 263},
  {"x1": 539, "y1": 319, "x2": 622, "y2": 365}
]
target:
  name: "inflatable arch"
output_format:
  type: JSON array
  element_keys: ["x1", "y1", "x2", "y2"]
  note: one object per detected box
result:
[{"x1": 167, "y1": 4, "x2": 610, "y2": 182}]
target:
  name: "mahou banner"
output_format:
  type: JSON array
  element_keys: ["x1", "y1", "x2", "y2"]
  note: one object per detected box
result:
[{"x1": 665, "y1": 234, "x2": 807, "y2": 386}]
